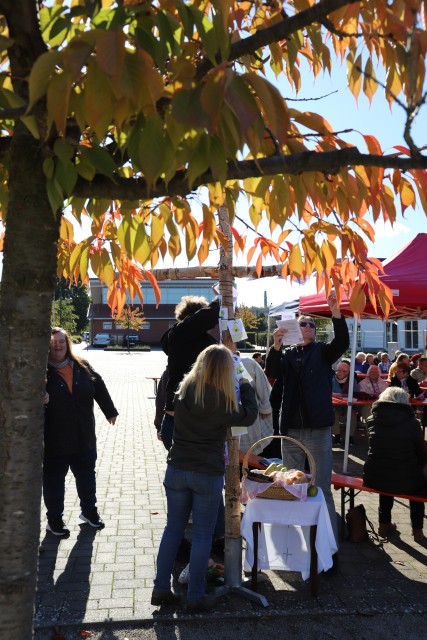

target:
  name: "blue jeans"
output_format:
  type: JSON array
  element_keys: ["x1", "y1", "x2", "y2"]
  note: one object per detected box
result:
[
  {"x1": 282, "y1": 428, "x2": 338, "y2": 545},
  {"x1": 154, "y1": 465, "x2": 224, "y2": 601},
  {"x1": 160, "y1": 414, "x2": 225, "y2": 539},
  {"x1": 43, "y1": 449, "x2": 97, "y2": 519}
]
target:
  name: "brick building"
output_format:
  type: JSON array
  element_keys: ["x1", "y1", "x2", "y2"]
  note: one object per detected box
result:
[{"x1": 88, "y1": 277, "x2": 216, "y2": 345}]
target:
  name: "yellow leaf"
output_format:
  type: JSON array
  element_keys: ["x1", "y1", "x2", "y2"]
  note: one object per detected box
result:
[
  {"x1": 133, "y1": 218, "x2": 151, "y2": 265},
  {"x1": 289, "y1": 243, "x2": 304, "y2": 278},
  {"x1": 290, "y1": 109, "x2": 333, "y2": 133},
  {"x1": 150, "y1": 215, "x2": 164, "y2": 249}
]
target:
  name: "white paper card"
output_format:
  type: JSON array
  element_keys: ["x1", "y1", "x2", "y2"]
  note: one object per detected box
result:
[
  {"x1": 220, "y1": 319, "x2": 228, "y2": 332},
  {"x1": 276, "y1": 318, "x2": 304, "y2": 345},
  {"x1": 219, "y1": 307, "x2": 228, "y2": 319},
  {"x1": 227, "y1": 318, "x2": 248, "y2": 342}
]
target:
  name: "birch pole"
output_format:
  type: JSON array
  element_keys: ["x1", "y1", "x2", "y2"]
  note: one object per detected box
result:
[{"x1": 217, "y1": 205, "x2": 242, "y2": 547}]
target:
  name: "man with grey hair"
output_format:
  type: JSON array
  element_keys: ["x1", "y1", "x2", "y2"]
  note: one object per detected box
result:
[{"x1": 266, "y1": 291, "x2": 349, "y2": 549}]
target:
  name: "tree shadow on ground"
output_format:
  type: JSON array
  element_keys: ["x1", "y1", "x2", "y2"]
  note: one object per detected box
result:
[{"x1": 35, "y1": 525, "x2": 98, "y2": 629}]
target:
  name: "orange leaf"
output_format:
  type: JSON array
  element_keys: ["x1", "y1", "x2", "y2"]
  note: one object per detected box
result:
[
  {"x1": 349, "y1": 284, "x2": 366, "y2": 315},
  {"x1": 141, "y1": 270, "x2": 161, "y2": 307}
]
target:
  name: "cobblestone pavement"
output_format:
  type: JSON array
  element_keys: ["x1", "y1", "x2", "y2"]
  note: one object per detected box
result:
[{"x1": 35, "y1": 346, "x2": 427, "y2": 632}]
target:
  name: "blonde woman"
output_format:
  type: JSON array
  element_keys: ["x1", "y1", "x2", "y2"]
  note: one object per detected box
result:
[{"x1": 152, "y1": 344, "x2": 257, "y2": 613}]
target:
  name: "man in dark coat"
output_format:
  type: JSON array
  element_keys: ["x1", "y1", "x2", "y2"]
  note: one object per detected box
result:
[{"x1": 265, "y1": 291, "x2": 349, "y2": 546}]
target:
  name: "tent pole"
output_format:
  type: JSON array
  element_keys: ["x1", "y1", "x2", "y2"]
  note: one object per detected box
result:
[
  {"x1": 266, "y1": 308, "x2": 272, "y2": 357},
  {"x1": 343, "y1": 313, "x2": 359, "y2": 473}
]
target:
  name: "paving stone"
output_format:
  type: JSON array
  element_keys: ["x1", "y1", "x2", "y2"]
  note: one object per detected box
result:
[{"x1": 35, "y1": 347, "x2": 427, "y2": 629}]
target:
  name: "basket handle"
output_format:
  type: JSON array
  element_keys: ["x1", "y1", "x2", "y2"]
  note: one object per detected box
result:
[{"x1": 242, "y1": 435, "x2": 316, "y2": 486}]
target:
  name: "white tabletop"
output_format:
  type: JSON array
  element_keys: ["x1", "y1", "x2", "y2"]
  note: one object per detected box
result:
[{"x1": 241, "y1": 489, "x2": 338, "y2": 580}]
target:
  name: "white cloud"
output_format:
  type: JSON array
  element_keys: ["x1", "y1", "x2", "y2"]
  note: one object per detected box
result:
[{"x1": 373, "y1": 219, "x2": 411, "y2": 239}]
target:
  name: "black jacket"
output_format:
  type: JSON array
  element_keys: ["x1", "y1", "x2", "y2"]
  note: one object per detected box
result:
[
  {"x1": 170, "y1": 381, "x2": 258, "y2": 475},
  {"x1": 44, "y1": 362, "x2": 118, "y2": 458},
  {"x1": 364, "y1": 401, "x2": 426, "y2": 495},
  {"x1": 161, "y1": 298, "x2": 220, "y2": 411},
  {"x1": 265, "y1": 316, "x2": 349, "y2": 433},
  {"x1": 389, "y1": 374, "x2": 422, "y2": 398}
]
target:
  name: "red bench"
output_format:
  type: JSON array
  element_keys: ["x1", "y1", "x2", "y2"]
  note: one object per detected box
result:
[{"x1": 331, "y1": 472, "x2": 427, "y2": 538}]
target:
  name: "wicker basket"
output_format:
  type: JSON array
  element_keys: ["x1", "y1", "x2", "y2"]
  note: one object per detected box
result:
[{"x1": 242, "y1": 436, "x2": 316, "y2": 501}]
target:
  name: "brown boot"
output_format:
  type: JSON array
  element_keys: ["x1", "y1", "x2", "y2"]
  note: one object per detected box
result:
[
  {"x1": 378, "y1": 522, "x2": 397, "y2": 538},
  {"x1": 412, "y1": 529, "x2": 424, "y2": 542}
]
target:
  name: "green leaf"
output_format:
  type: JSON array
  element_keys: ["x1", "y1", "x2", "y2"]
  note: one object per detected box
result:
[
  {"x1": 76, "y1": 158, "x2": 96, "y2": 181},
  {"x1": 54, "y1": 138, "x2": 75, "y2": 163},
  {"x1": 138, "y1": 117, "x2": 165, "y2": 187},
  {"x1": 210, "y1": 137, "x2": 227, "y2": 184},
  {"x1": 172, "y1": 86, "x2": 209, "y2": 129},
  {"x1": 46, "y1": 177, "x2": 64, "y2": 213},
  {"x1": 0, "y1": 87, "x2": 26, "y2": 110},
  {"x1": 20, "y1": 115, "x2": 40, "y2": 139},
  {"x1": 48, "y1": 16, "x2": 70, "y2": 48},
  {"x1": 83, "y1": 60, "x2": 114, "y2": 139},
  {"x1": 55, "y1": 158, "x2": 78, "y2": 197},
  {"x1": 27, "y1": 50, "x2": 62, "y2": 113},
  {"x1": 82, "y1": 146, "x2": 117, "y2": 180},
  {"x1": 187, "y1": 135, "x2": 210, "y2": 188},
  {"x1": 43, "y1": 157, "x2": 55, "y2": 180}
]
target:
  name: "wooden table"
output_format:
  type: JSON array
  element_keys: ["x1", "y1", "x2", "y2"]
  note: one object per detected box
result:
[{"x1": 145, "y1": 376, "x2": 160, "y2": 395}]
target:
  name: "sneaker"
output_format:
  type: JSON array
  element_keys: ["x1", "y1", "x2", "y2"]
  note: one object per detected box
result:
[
  {"x1": 46, "y1": 518, "x2": 70, "y2": 537},
  {"x1": 349, "y1": 436, "x2": 355, "y2": 446},
  {"x1": 79, "y1": 509, "x2": 105, "y2": 529},
  {"x1": 333, "y1": 434, "x2": 341, "y2": 446}
]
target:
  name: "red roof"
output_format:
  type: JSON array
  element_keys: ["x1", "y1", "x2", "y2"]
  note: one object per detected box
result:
[{"x1": 299, "y1": 233, "x2": 427, "y2": 319}]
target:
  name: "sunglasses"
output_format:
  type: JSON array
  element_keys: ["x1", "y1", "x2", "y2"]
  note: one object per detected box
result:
[{"x1": 299, "y1": 321, "x2": 315, "y2": 328}]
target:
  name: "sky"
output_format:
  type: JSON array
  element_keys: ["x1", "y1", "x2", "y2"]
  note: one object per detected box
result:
[{"x1": 1, "y1": 23, "x2": 426, "y2": 309}]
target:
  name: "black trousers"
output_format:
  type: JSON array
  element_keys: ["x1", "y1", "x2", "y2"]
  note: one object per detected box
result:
[
  {"x1": 379, "y1": 494, "x2": 425, "y2": 529},
  {"x1": 43, "y1": 448, "x2": 97, "y2": 520}
]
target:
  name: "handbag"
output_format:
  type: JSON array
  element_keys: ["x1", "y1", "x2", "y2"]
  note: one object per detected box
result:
[{"x1": 346, "y1": 504, "x2": 369, "y2": 542}]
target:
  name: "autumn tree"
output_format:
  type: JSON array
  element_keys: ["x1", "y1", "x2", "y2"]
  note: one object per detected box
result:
[
  {"x1": 235, "y1": 304, "x2": 262, "y2": 330},
  {"x1": 51, "y1": 297, "x2": 78, "y2": 335},
  {"x1": 1, "y1": 1, "x2": 427, "y2": 637},
  {"x1": 113, "y1": 304, "x2": 146, "y2": 346},
  {"x1": 54, "y1": 276, "x2": 91, "y2": 333}
]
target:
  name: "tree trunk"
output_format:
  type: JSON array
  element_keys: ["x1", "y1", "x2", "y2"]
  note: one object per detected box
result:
[
  {"x1": 217, "y1": 205, "x2": 242, "y2": 540},
  {"x1": 0, "y1": 122, "x2": 60, "y2": 638}
]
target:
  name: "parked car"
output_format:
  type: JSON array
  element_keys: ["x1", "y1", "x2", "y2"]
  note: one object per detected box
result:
[
  {"x1": 124, "y1": 334, "x2": 139, "y2": 347},
  {"x1": 92, "y1": 333, "x2": 111, "y2": 347}
]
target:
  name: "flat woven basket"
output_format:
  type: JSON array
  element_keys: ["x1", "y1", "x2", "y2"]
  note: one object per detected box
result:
[{"x1": 242, "y1": 435, "x2": 316, "y2": 501}]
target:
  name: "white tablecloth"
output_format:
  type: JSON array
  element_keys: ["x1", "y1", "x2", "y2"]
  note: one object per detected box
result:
[{"x1": 241, "y1": 489, "x2": 338, "y2": 580}]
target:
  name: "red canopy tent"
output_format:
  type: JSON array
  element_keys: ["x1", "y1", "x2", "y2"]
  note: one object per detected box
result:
[
  {"x1": 299, "y1": 233, "x2": 427, "y2": 319},
  {"x1": 298, "y1": 232, "x2": 427, "y2": 472}
]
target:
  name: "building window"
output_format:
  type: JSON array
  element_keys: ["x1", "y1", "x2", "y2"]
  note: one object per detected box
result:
[
  {"x1": 141, "y1": 322, "x2": 150, "y2": 330},
  {"x1": 386, "y1": 322, "x2": 398, "y2": 343},
  {"x1": 103, "y1": 322, "x2": 112, "y2": 330},
  {"x1": 404, "y1": 320, "x2": 418, "y2": 350}
]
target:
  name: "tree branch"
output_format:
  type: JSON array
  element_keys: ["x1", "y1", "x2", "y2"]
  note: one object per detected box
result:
[
  {"x1": 74, "y1": 148, "x2": 427, "y2": 201},
  {"x1": 151, "y1": 265, "x2": 283, "y2": 281},
  {"x1": 195, "y1": 0, "x2": 356, "y2": 80}
]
